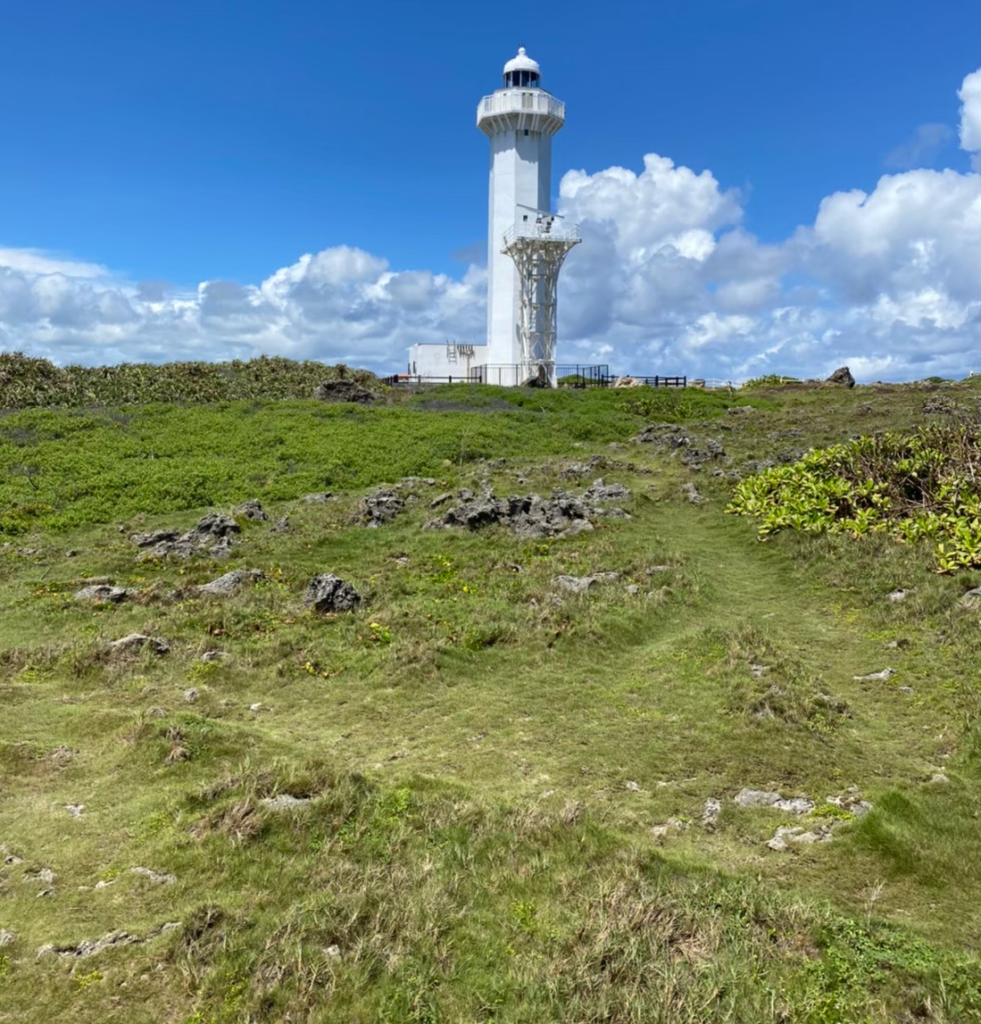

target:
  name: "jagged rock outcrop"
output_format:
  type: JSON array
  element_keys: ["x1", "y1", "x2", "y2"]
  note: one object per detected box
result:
[
  {"x1": 303, "y1": 574, "x2": 361, "y2": 613},
  {"x1": 826, "y1": 366, "x2": 856, "y2": 388},
  {"x1": 133, "y1": 513, "x2": 240, "y2": 561}
]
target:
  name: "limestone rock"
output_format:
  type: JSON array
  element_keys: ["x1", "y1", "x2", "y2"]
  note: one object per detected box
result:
[
  {"x1": 853, "y1": 667, "x2": 896, "y2": 682},
  {"x1": 733, "y1": 789, "x2": 814, "y2": 814},
  {"x1": 106, "y1": 634, "x2": 170, "y2": 656},
  {"x1": 303, "y1": 574, "x2": 361, "y2": 614},
  {"x1": 702, "y1": 797, "x2": 722, "y2": 828},
  {"x1": 36, "y1": 921, "x2": 180, "y2": 959},
  {"x1": 233, "y1": 499, "x2": 268, "y2": 521},
  {"x1": 131, "y1": 866, "x2": 177, "y2": 885},
  {"x1": 650, "y1": 818, "x2": 688, "y2": 839},
  {"x1": 582, "y1": 478, "x2": 631, "y2": 501},
  {"x1": 197, "y1": 569, "x2": 264, "y2": 596},
  {"x1": 74, "y1": 584, "x2": 129, "y2": 604},
  {"x1": 767, "y1": 824, "x2": 832, "y2": 851},
  {"x1": 394, "y1": 477, "x2": 436, "y2": 490},
  {"x1": 1, "y1": 844, "x2": 24, "y2": 866},
  {"x1": 355, "y1": 489, "x2": 405, "y2": 527},
  {"x1": 134, "y1": 512, "x2": 240, "y2": 561},
  {"x1": 826, "y1": 366, "x2": 856, "y2": 388},
  {"x1": 24, "y1": 868, "x2": 57, "y2": 886},
  {"x1": 260, "y1": 794, "x2": 311, "y2": 811},
  {"x1": 682, "y1": 482, "x2": 702, "y2": 504},
  {"x1": 553, "y1": 572, "x2": 620, "y2": 593},
  {"x1": 426, "y1": 487, "x2": 627, "y2": 539}
]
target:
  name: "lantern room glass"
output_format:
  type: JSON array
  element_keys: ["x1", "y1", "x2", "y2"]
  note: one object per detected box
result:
[{"x1": 504, "y1": 69, "x2": 540, "y2": 89}]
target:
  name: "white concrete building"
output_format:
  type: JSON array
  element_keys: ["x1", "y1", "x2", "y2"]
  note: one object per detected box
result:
[
  {"x1": 406, "y1": 47, "x2": 579, "y2": 386},
  {"x1": 406, "y1": 341, "x2": 486, "y2": 381}
]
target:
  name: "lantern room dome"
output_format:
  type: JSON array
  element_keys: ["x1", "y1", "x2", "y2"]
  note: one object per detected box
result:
[{"x1": 502, "y1": 47, "x2": 541, "y2": 89}]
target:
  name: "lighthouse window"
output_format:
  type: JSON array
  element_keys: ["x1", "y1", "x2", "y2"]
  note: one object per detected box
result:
[{"x1": 505, "y1": 69, "x2": 542, "y2": 88}]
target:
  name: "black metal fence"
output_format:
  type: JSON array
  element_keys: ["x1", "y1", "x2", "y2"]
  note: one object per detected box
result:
[
  {"x1": 613, "y1": 375, "x2": 688, "y2": 388},
  {"x1": 380, "y1": 373, "x2": 473, "y2": 386},
  {"x1": 380, "y1": 366, "x2": 689, "y2": 389}
]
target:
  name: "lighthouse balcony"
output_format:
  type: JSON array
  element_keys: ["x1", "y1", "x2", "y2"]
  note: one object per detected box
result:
[
  {"x1": 477, "y1": 90, "x2": 565, "y2": 136},
  {"x1": 503, "y1": 219, "x2": 581, "y2": 245}
]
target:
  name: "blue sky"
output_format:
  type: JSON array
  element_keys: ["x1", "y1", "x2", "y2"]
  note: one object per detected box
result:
[{"x1": 1, "y1": 0, "x2": 979, "y2": 380}]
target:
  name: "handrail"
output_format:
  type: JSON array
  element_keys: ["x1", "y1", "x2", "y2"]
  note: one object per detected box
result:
[
  {"x1": 503, "y1": 220, "x2": 581, "y2": 245},
  {"x1": 478, "y1": 90, "x2": 565, "y2": 120}
]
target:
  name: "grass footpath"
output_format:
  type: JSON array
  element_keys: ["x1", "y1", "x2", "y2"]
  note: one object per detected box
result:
[{"x1": 1, "y1": 379, "x2": 980, "y2": 1022}]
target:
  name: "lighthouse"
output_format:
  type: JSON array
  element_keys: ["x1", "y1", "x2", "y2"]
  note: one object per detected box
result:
[{"x1": 477, "y1": 47, "x2": 580, "y2": 386}]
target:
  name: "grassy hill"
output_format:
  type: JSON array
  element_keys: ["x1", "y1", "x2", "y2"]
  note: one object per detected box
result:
[{"x1": 1, "y1": 374, "x2": 980, "y2": 1022}]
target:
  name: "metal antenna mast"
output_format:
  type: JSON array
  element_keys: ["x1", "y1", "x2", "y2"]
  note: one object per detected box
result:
[{"x1": 502, "y1": 215, "x2": 581, "y2": 386}]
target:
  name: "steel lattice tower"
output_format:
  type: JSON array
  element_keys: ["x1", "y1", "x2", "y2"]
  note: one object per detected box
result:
[{"x1": 502, "y1": 219, "x2": 580, "y2": 385}]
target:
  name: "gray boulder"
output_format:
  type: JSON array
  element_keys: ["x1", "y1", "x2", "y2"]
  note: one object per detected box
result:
[
  {"x1": 134, "y1": 512, "x2": 240, "y2": 561},
  {"x1": 130, "y1": 866, "x2": 177, "y2": 885},
  {"x1": 106, "y1": 634, "x2": 170, "y2": 656},
  {"x1": 826, "y1": 366, "x2": 856, "y2": 388},
  {"x1": 702, "y1": 797, "x2": 722, "y2": 828},
  {"x1": 355, "y1": 489, "x2": 406, "y2": 527},
  {"x1": 233, "y1": 499, "x2": 268, "y2": 521},
  {"x1": 733, "y1": 789, "x2": 815, "y2": 814},
  {"x1": 582, "y1": 478, "x2": 631, "y2": 501},
  {"x1": 197, "y1": 569, "x2": 264, "y2": 596},
  {"x1": 553, "y1": 572, "x2": 620, "y2": 593},
  {"x1": 303, "y1": 574, "x2": 361, "y2": 613},
  {"x1": 74, "y1": 584, "x2": 129, "y2": 604},
  {"x1": 193, "y1": 513, "x2": 240, "y2": 539},
  {"x1": 260, "y1": 794, "x2": 311, "y2": 811},
  {"x1": 427, "y1": 487, "x2": 625, "y2": 539}
]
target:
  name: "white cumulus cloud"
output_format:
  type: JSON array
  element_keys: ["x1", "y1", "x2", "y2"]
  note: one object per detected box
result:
[
  {"x1": 958, "y1": 68, "x2": 981, "y2": 169},
  {"x1": 2, "y1": 70, "x2": 980, "y2": 384}
]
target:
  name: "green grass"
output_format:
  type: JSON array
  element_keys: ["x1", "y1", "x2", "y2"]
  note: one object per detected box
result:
[
  {"x1": 0, "y1": 385, "x2": 760, "y2": 535},
  {"x1": 1, "y1": 376, "x2": 980, "y2": 1022}
]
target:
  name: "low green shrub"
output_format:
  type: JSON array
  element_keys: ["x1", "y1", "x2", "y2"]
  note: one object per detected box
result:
[
  {"x1": 728, "y1": 422, "x2": 981, "y2": 571},
  {"x1": 742, "y1": 374, "x2": 801, "y2": 389},
  {"x1": 0, "y1": 353, "x2": 379, "y2": 409}
]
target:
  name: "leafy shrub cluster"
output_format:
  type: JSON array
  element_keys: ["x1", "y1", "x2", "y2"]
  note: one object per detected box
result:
[
  {"x1": 742, "y1": 374, "x2": 802, "y2": 389},
  {"x1": 0, "y1": 352, "x2": 379, "y2": 409},
  {"x1": 728, "y1": 422, "x2": 981, "y2": 571}
]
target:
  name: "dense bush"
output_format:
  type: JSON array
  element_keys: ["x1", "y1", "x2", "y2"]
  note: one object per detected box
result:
[
  {"x1": 742, "y1": 374, "x2": 802, "y2": 389},
  {"x1": 728, "y1": 422, "x2": 981, "y2": 571},
  {"x1": 0, "y1": 352, "x2": 380, "y2": 409}
]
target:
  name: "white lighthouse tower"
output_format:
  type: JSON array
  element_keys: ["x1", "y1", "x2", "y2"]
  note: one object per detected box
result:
[{"x1": 477, "y1": 47, "x2": 580, "y2": 386}]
